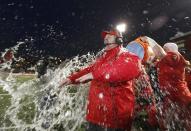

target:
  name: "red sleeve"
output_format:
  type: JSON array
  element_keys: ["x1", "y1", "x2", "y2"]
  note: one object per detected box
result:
[
  {"x1": 185, "y1": 71, "x2": 191, "y2": 91},
  {"x1": 92, "y1": 54, "x2": 141, "y2": 83},
  {"x1": 68, "y1": 66, "x2": 93, "y2": 84},
  {"x1": 175, "y1": 83, "x2": 191, "y2": 106}
]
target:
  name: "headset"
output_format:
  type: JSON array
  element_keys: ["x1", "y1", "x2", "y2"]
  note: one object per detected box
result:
[
  {"x1": 115, "y1": 36, "x2": 123, "y2": 44},
  {"x1": 102, "y1": 30, "x2": 123, "y2": 45}
]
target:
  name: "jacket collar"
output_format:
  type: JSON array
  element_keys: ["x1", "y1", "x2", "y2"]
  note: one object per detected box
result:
[{"x1": 103, "y1": 45, "x2": 121, "y2": 59}]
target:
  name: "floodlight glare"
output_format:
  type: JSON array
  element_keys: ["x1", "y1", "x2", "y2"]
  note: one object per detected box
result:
[{"x1": 116, "y1": 23, "x2": 126, "y2": 33}]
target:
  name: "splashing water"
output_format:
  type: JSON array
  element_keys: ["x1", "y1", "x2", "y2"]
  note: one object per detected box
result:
[
  {"x1": 0, "y1": 43, "x2": 190, "y2": 131},
  {"x1": 0, "y1": 41, "x2": 96, "y2": 130}
]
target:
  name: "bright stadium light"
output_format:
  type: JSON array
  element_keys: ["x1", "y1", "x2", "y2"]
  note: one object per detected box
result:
[{"x1": 116, "y1": 23, "x2": 126, "y2": 33}]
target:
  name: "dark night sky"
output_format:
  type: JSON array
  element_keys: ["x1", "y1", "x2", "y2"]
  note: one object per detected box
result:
[{"x1": 0, "y1": 0, "x2": 191, "y2": 59}]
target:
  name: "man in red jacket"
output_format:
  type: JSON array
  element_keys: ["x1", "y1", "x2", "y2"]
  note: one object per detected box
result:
[
  {"x1": 156, "y1": 43, "x2": 191, "y2": 130},
  {"x1": 60, "y1": 29, "x2": 142, "y2": 130}
]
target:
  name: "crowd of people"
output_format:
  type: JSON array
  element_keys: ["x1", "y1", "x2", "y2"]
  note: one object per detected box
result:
[{"x1": 59, "y1": 27, "x2": 191, "y2": 131}]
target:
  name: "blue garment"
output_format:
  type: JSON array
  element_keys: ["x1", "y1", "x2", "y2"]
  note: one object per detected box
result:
[{"x1": 126, "y1": 41, "x2": 144, "y2": 60}]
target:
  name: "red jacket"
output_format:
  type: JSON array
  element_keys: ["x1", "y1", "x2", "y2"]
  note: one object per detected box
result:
[
  {"x1": 68, "y1": 46, "x2": 141, "y2": 129},
  {"x1": 157, "y1": 52, "x2": 191, "y2": 107},
  {"x1": 185, "y1": 69, "x2": 191, "y2": 92}
]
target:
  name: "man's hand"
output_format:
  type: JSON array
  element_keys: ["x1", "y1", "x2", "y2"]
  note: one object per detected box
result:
[
  {"x1": 76, "y1": 73, "x2": 93, "y2": 83},
  {"x1": 59, "y1": 78, "x2": 71, "y2": 88}
]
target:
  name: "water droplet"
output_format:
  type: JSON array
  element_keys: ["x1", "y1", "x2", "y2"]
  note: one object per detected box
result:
[
  {"x1": 105, "y1": 74, "x2": 110, "y2": 79},
  {"x1": 98, "y1": 93, "x2": 104, "y2": 99}
]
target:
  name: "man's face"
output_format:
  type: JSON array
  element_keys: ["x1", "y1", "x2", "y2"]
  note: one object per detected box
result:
[{"x1": 104, "y1": 34, "x2": 116, "y2": 45}]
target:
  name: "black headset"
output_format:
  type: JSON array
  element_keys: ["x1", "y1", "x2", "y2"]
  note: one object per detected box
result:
[{"x1": 115, "y1": 36, "x2": 123, "y2": 44}]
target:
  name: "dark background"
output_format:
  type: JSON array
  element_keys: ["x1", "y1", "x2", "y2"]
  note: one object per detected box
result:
[{"x1": 0, "y1": 0, "x2": 191, "y2": 59}]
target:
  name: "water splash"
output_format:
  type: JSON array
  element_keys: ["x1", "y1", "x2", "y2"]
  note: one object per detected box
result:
[
  {"x1": 0, "y1": 43, "x2": 190, "y2": 131},
  {"x1": 0, "y1": 40, "x2": 96, "y2": 130}
]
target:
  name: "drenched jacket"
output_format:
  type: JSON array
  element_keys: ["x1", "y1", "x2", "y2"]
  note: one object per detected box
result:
[
  {"x1": 156, "y1": 52, "x2": 191, "y2": 130},
  {"x1": 68, "y1": 46, "x2": 141, "y2": 129},
  {"x1": 185, "y1": 68, "x2": 191, "y2": 92},
  {"x1": 157, "y1": 52, "x2": 191, "y2": 107}
]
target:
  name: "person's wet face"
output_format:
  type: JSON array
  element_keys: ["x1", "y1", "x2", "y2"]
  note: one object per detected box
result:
[
  {"x1": 104, "y1": 34, "x2": 116, "y2": 45},
  {"x1": 103, "y1": 34, "x2": 118, "y2": 51}
]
